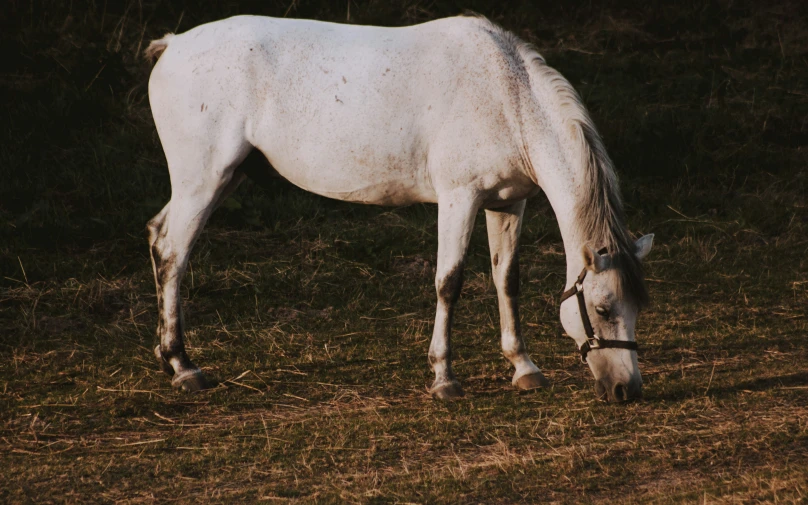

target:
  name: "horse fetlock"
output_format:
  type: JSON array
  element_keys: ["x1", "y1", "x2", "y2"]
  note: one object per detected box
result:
[
  {"x1": 154, "y1": 345, "x2": 176, "y2": 376},
  {"x1": 501, "y1": 344, "x2": 527, "y2": 362},
  {"x1": 155, "y1": 346, "x2": 212, "y2": 392},
  {"x1": 154, "y1": 344, "x2": 201, "y2": 384}
]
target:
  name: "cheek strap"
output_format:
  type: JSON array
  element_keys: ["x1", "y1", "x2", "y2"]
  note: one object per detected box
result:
[{"x1": 560, "y1": 267, "x2": 639, "y2": 363}]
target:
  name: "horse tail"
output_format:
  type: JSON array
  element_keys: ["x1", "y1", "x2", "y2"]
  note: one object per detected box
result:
[{"x1": 144, "y1": 33, "x2": 175, "y2": 62}]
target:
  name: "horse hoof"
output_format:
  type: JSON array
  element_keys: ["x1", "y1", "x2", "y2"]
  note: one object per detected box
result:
[
  {"x1": 154, "y1": 346, "x2": 175, "y2": 376},
  {"x1": 171, "y1": 370, "x2": 211, "y2": 392},
  {"x1": 430, "y1": 381, "x2": 465, "y2": 400},
  {"x1": 515, "y1": 372, "x2": 550, "y2": 390}
]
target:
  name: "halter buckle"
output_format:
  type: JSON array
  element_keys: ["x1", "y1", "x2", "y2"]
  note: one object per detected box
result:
[{"x1": 579, "y1": 336, "x2": 602, "y2": 363}]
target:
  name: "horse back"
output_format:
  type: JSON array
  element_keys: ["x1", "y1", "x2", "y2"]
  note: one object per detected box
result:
[{"x1": 149, "y1": 15, "x2": 537, "y2": 206}]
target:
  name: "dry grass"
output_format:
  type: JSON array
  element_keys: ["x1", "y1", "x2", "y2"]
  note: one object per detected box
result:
[
  {"x1": 2, "y1": 0, "x2": 808, "y2": 503},
  {"x1": 2, "y1": 214, "x2": 807, "y2": 503}
]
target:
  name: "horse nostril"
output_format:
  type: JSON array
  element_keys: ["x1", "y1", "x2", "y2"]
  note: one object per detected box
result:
[
  {"x1": 613, "y1": 383, "x2": 628, "y2": 402},
  {"x1": 595, "y1": 380, "x2": 608, "y2": 400}
]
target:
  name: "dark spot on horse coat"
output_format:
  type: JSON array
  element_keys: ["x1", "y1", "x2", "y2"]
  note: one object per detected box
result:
[
  {"x1": 164, "y1": 316, "x2": 185, "y2": 356},
  {"x1": 149, "y1": 230, "x2": 188, "y2": 363},
  {"x1": 504, "y1": 250, "x2": 520, "y2": 298},
  {"x1": 160, "y1": 342, "x2": 189, "y2": 364},
  {"x1": 155, "y1": 253, "x2": 176, "y2": 289},
  {"x1": 439, "y1": 265, "x2": 465, "y2": 304}
]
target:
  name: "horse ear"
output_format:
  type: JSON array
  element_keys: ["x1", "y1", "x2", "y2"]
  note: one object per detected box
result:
[
  {"x1": 635, "y1": 234, "x2": 654, "y2": 261},
  {"x1": 582, "y1": 245, "x2": 610, "y2": 273}
]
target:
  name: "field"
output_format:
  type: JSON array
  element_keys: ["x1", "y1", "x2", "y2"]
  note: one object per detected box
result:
[{"x1": 2, "y1": 0, "x2": 807, "y2": 502}]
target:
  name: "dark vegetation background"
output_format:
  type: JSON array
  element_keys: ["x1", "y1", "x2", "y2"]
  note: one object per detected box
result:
[{"x1": 1, "y1": 0, "x2": 806, "y2": 503}]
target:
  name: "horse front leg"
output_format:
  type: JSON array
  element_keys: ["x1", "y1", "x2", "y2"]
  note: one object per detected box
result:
[
  {"x1": 428, "y1": 192, "x2": 478, "y2": 400},
  {"x1": 485, "y1": 200, "x2": 548, "y2": 390}
]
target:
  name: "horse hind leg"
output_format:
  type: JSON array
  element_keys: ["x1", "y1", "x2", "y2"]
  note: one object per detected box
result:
[
  {"x1": 147, "y1": 140, "x2": 250, "y2": 391},
  {"x1": 147, "y1": 204, "x2": 173, "y2": 377},
  {"x1": 484, "y1": 200, "x2": 548, "y2": 390}
]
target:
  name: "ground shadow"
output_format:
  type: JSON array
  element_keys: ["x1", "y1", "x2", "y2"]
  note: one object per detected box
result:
[
  {"x1": 707, "y1": 371, "x2": 808, "y2": 398},
  {"x1": 647, "y1": 371, "x2": 808, "y2": 403}
]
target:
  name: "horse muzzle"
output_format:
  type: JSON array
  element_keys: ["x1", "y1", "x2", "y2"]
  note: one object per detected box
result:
[{"x1": 595, "y1": 376, "x2": 643, "y2": 403}]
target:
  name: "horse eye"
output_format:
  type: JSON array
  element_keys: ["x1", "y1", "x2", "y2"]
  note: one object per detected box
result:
[{"x1": 595, "y1": 306, "x2": 609, "y2": 318}]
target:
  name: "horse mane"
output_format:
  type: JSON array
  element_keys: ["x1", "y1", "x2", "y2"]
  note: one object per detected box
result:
[{"x1": 471, "y1": 16, "x2": 649, "y2": 307}]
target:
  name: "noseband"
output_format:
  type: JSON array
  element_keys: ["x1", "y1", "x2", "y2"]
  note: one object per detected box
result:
[{"x1": 560, "y1": 267, "x2": 638, "y2": 363}]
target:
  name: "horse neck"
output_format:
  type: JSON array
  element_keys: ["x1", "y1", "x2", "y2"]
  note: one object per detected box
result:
[
  {"x1": 510, "y1": 39, "x2": 624, "y2": 292},
  {"x1": 527, "y1": 134, "x2": 594, "y2": 289}
]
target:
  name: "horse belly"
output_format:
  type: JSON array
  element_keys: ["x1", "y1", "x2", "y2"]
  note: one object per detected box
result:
[
  {"x1": 267, "y1": 152, "x2": 436, "y2": 206},
  {"x1": 252, "y1": 122, "x2": 435, "y2": 206}
]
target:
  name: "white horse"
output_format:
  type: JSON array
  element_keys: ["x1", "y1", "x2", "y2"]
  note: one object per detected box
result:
[{"x1": 145, "y1": 14, "x2": 654, "y2": 403}]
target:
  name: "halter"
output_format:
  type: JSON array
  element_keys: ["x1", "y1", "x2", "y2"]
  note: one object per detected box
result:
[{"x1": 560, "y1": 266, "x2": 638, "y2": 363}]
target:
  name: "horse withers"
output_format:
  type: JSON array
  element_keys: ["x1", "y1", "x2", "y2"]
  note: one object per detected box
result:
[{"x1": 145, "y1": 14, "x2": 653, "y2": 403}]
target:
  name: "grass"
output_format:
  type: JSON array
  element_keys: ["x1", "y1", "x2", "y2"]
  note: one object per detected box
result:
[{"x1": 2, "y1": 0, "x2": 808, "y2": 503}]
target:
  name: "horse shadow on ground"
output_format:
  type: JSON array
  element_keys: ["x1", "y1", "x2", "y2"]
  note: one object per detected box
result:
[
  {"x1": 647, "y1": 371, "x2": 808, "y2": 403},
  {"x1": 707, "y1": 371, "x2": 808, "y2": 397}
]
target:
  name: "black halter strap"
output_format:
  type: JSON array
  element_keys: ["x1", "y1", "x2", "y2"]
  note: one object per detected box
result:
[{"x1": 560, "y1": 267, "x2": 639, "y2": 363}]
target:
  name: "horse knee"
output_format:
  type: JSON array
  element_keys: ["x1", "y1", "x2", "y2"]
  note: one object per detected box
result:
[{"x1": 436, "y1": 264, "x2": 464, "y2": 305}]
